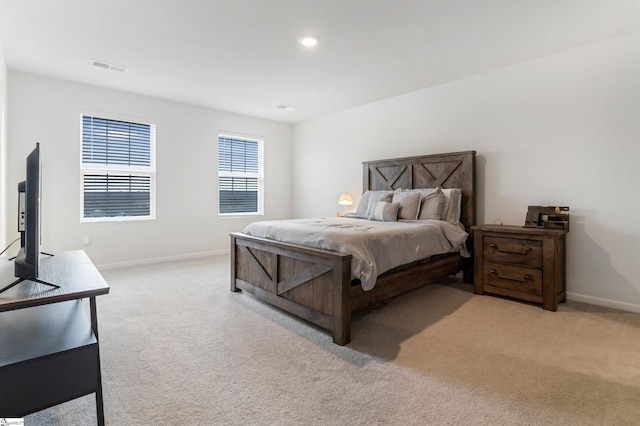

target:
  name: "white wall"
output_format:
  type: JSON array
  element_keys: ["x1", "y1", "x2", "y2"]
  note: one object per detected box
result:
[
  {"x1": 0, "y1": 41, "x2": 7, "y2": 252},
  {"x1": 292, "y1": 31, "x2": 640, "y2": 312},
  {"x1": 6, "y1": 72, "x2": 292, "y2": 266}
]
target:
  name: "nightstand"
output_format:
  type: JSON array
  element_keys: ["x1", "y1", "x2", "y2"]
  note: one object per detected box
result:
[{"x1": 472, "y1": 225, "x2": 568, "y2": 311}]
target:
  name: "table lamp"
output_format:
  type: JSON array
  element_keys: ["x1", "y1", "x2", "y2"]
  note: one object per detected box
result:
[{"x1": 337, "y1": 193, "x2": 353, "y2": 217}]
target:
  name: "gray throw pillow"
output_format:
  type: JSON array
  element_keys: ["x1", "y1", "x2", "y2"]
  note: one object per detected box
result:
[
  {"x1": 370, "y1": 201, "x2": 400, "y2": 222},
  {"x1": 392, "y1": 191, "x2": 422, "y2": 220},
  {"x1": 418, "y1": 187, "x2": 446, "y2": 220},
  {"x1": 365, "y1": 191, "x2": 393, "y2": 218}
]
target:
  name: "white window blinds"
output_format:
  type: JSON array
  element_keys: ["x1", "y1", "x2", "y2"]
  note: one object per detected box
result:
[
  {"x1": 218, "y1": 134, "x2": 263, "y2": 215},
  {"x1": 81, "y1": 115, "x2": 156, "y2": 221}
]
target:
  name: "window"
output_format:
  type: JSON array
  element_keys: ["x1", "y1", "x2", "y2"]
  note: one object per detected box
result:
[
  {"x1": 81, "y1": 115, "x2": 156, "y2": 222},
  {"x1": 218, "y1": 133, "x2": 263, "y2": 215}
]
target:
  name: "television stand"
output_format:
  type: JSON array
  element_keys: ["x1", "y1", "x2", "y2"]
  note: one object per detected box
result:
[
  {"x1": 0, "y1": 252, "x2": 58, "y2": 294},
  {"x1": 0, "y1": 250, "x2": 109, "y2": 425},
  {"x1": 0, "y1": 276, "x2": 60, "y2": 295}
]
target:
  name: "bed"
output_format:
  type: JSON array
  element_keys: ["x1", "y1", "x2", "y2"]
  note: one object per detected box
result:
[{"x1": 230, "y1": 151, "x2": 476, "y2": 345}]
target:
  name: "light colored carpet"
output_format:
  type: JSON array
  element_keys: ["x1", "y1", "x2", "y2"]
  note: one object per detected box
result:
[{"x1": 25, "y1": 255, "x2": 640, "y2": 425}]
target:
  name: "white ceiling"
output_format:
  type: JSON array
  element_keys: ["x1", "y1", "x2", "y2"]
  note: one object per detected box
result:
[{"x1": 1, "y1": 0, "x2": 640, "y2": 124}]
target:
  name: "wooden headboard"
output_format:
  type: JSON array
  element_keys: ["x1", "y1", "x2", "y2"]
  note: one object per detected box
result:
[{"x1": 362, "y1": 151, "x2": 476, "y2": 232}]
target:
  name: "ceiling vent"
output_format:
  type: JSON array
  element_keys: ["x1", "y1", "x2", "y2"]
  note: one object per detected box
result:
[{"x1": 90, "y1": 59, "x2": 129, "y2": 73}]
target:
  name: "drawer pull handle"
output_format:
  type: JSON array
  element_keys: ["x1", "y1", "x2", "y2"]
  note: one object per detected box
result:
[
  {"x1": 490, "y1": 243, "x2": 532, "y2": 255},
  {"x1": 490, "y1": 269, "x2": 532, "y2": 283}
]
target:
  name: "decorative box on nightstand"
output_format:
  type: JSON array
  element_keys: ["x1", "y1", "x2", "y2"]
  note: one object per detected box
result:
[{"x1": 471, "y1": 225, "x2": 568, "y2": 311}]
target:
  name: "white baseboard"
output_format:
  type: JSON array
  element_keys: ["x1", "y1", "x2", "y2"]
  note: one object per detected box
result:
[
  {"x1": 567, "y1": 292, "x2": 640, "y2": 314},
  {"x1": 97, "y1": 249, "x2": 230, "y2": 270}
]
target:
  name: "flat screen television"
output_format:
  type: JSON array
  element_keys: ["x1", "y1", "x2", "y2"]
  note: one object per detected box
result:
[
  {"x1": 0, "y1": 143, "x2": 58, "y2": 294},
  {"x1": 14, "y1": 143, "x2": 41, "y2": 279}
]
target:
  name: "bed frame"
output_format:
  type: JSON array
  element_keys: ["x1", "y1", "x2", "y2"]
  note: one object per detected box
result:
[{"x1": 230, "y1": 151, "x2": 476, "y2": 345}]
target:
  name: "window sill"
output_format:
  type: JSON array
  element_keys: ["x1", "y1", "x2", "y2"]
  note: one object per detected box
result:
[
  {"x1": 219, "y1": 213, "x2": 264, "y2": 219},
  {"x1": 81, "y1": 217, "x2": 156, "y2": 225}
]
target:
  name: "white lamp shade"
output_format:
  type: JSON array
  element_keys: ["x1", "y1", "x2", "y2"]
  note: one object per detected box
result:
[{"x1": 338, "y1": 193, "x2": 353, "y2": 206}]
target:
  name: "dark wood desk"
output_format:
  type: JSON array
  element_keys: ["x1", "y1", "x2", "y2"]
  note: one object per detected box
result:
[{"x1": 0, "y1": 250, "x2": 109, "y2": 425}]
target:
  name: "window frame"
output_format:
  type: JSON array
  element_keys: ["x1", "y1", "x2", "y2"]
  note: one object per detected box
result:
[
  {"x1": 217, "y1": 132, "x2": 264, "y2": 217},
  {"x1": 80, "y1": 112, "x2": 157, "y2": 223}
]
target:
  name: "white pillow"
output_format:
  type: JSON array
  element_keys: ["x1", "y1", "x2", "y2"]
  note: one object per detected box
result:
[
  {"x1": 392, "y1": 191, "x2": 421, "y2": 220},
  {"x1": 370, "y1": 201, "x2": 400, "y2": 222},
  {"x1": 418, "y1": 187, "x2": 445, "y2": 220},
  {"x1": 441, "y1": 188, "x2": 462, "y2": 223},
  {"x1": 354, "y1": 192, "x2": 371, "y2": 217}
]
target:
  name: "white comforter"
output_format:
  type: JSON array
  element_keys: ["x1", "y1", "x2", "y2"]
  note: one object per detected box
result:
[{"x1": 242, "y1": 217, "x2": 470, "y2": 291}]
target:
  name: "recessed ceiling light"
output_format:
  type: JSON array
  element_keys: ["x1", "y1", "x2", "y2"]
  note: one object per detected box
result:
[
  {"x1": 299, "y1": 36, "x2": 319, "y2": 47},
  {"x1": 277, "y1": 105, "x2": 297, "y2": 111}
]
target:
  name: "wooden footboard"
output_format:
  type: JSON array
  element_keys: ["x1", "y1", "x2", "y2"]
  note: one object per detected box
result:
[
  {"x1": 231, "y1": 232, "x2": 470, "y2": 345},
  {"x1": 231, "y1": 232, "x2": 352, "y2": 345}
]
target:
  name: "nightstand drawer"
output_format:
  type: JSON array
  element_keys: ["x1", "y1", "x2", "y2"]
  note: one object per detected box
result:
[
  {"x1": 483, "y1": 236, "x2": 542, "y2": 268},
  {"x1": 483, "y1": 262, "x2": 542, "y2": 295}
]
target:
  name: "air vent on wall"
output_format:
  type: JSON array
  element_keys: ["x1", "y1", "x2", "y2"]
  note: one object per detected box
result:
[{"x1": 90, "y1": 59, "x2": 129, "y2": 73}]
